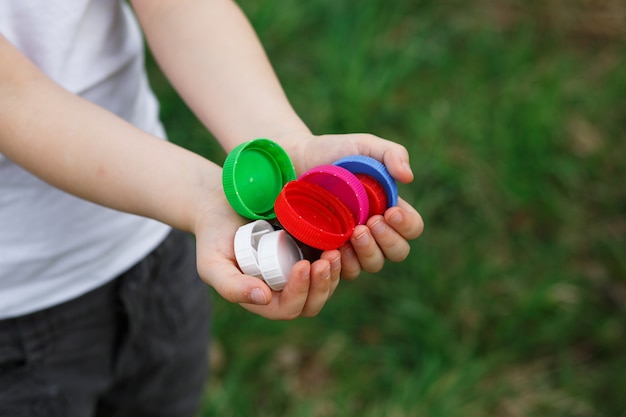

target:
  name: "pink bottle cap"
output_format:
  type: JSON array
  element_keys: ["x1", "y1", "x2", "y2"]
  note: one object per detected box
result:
[{"x1": 298, "y1": 164, "x2": 369, "y2": 225}]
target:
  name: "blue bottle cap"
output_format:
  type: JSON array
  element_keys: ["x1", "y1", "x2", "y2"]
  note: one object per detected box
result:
[{"x1": 333, "y1": 155, "x2": 398, "y2": 208}]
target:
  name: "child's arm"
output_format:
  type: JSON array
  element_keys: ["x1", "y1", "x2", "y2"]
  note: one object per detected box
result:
[
  {"x1": 130, "y1": 0, "x2": 310, "y2": 151},
  {"x1": 131, "y1": 1, "x2": 413, "y2": 176},
  {"x1": 0, "y1": 34, "x2": 341, "y2": 319},
  {"x1": 130, "y1": 0, "x2": 413, "y2": 180},
  {"x1": 0, "y1": 35, "x2": 209, "y2": 233},
  {"x1": 131, "y1": 0, "x2": 424, "y2": 281}
]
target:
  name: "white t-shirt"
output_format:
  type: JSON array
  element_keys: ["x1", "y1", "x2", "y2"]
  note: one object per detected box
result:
[{"x1": 0, "y1": 1, "x2": 172, "y2": 318}]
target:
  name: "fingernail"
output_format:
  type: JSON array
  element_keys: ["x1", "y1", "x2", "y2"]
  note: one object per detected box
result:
[
  {"x1": 321, "y1": 266, "x2": 331, "y2": 281},
  {"x1": 353, "y1": 229, "x2": 371, "y2": 247},
  {"x1": 370, "y1": 219, "x2": 386, "y2": 235},
  {"x1": 330, "y1": 256, "x2": 341, "y2": 272},
  {"x1": 340, "y1": 244, "x2": 356, "y2": 261},
  {"x1": 403, "y1": 161, "x2": 413, "y2": 177},
  {"x1": 389, "y1": 210, "x2": 403, "y2": 227},
  {"x1": 301, "y1": 268, "x2": 310, "y2": 281},
  {"x1": 250, "y1": 288, "x2": 267, "y2": 305}
]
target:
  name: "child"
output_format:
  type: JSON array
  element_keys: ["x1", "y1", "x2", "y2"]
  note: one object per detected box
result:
[{"x1": 0, "y1": 0, "x2": 423, "y2": 415}]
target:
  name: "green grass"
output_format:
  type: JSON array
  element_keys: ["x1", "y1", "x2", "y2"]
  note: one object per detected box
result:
[{"x1": 146, "y1": 1, "x2": 626, "y2": 416}]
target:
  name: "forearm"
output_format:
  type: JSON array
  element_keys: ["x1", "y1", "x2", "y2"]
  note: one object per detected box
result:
[
  {"x1": 0, "y1": 37, "x2": 221, "y2": 233},
  {"x1": 131, "y1": 0, "x2": 311, "y2": 152}
]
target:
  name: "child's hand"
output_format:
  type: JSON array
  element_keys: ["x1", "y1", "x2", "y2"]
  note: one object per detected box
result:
[
  {"x1": 193, "y1": 195, "x2": 342, "y2": 320},
  {"x1": 338, "y1": 198, "x2": 423, "y2": 279},
  {"x1": 277, "y1": 132, "x2": 424, "y2": 278},
  {"x1": 193, "y1": 132, "x2": 423, "y2": 320}
]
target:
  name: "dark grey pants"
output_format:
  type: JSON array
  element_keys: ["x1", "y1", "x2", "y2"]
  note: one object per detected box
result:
[{"x1": 0, "y1": 230, "x2": 211, "y2": 417}]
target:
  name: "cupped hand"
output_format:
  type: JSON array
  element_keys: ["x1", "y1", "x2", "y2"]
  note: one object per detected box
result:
[
  {"x1": 193, "y1": 193, "x2": 342, "y2": 320},
  {"x1": 193, "y1": 132, "x2": 423, "y2": 320},
  {"x1": 338, "y1": 198, "x2": 423, "y2": 279},
  {"x1": 274, "y1": 132, "x2": 424, "y2": 277}
]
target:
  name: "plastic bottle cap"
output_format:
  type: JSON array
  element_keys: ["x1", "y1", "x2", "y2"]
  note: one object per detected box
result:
[
  {"x1": 233, "y1": 220, "x2": 275, "y2": 277},
  {"x1": 258, "y1": 229, "x2": 303, "y2": 291},
  {"x1": 298, "y1": 164, "x2": 369, "y2": 225},
  {"x1": 274, "y1": 181, "x2": 355, "y2": 251},
  {"x1": 234, "y1": 220, "x2": 303, "y2": 291},
  {"x1": 223, "y1": 139, "x2": 296, "y2": 220},
  {"x1": 356, "y1": 173, "x2": 388, "y2": 217},
  {"x1": 333, "y1": 155, "x2": 398, "y2": 208}
]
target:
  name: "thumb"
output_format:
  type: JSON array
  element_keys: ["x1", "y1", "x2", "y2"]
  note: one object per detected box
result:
[
  {"x1": 354, "y1": 134, "x2": 414, "y2": 184},
  {"x1": 198, "y1": 260, "x2": 272, "y2": 306}
]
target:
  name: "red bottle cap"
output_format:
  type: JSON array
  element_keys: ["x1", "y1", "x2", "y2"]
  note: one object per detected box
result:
[
  {"x1": 274, "y1": 181, "x2": 355, "y2": 251},
  {"x1": 356, "y1": 173, "x2": 388, "y2": 217},
  {"x1": 298, "y1": 164, "x2": 369, "y2": 225}
]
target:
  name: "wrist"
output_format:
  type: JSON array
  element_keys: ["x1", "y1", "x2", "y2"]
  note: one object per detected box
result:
[
  {"x1": 261, "y1": 129, "x2": 315, "y2": 175},
  {"x1": 188, "y1": 163, "x2": 232, "y2": 235}
]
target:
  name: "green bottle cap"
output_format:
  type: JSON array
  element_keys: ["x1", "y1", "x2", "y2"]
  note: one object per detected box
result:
[{"x1": 222, "y1": 139, "x2": 296, "y2": 220}]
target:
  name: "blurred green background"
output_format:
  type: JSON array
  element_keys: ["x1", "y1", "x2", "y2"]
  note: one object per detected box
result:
[{"x1": 146, "y1": 1, "x2": 626, "y2": 416}]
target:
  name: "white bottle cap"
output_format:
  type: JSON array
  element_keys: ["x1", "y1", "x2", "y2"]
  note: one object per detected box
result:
[
  {"x1": 234, "y1": 220, "x2": 274, "y2": 278},
  {"x1": 258, "y1": 229, "x2": 303, "y2": 291}
]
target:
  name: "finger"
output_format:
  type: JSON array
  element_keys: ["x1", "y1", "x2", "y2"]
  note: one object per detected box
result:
[
  {"x1": 241, "y1": 259, "x2": 312, "y2": 320},
  {"x1": 301, "y1": 258, "x2": 333, "y2": 317},
  {"x1": 273, "y1": 259, "x2": 313, "y2": 318},
  {"x1": 339, "y1": 243, "x2": 361, "y2": 280},
  {"x1": 350, "y1": 224, "x2": 385, "y2": 273},
  {"x1": 353, "y1": 134, "x2": 414, "y2": 184},
  {"x1": 320, "y1": 250, "x2": 342, "y2": 297},
  {"x1": 384, "y1": 198, "x2": 424, "y2": 240},
  {"x1": 368, "y1": 215, "x2": 411, "y2": 263}
]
